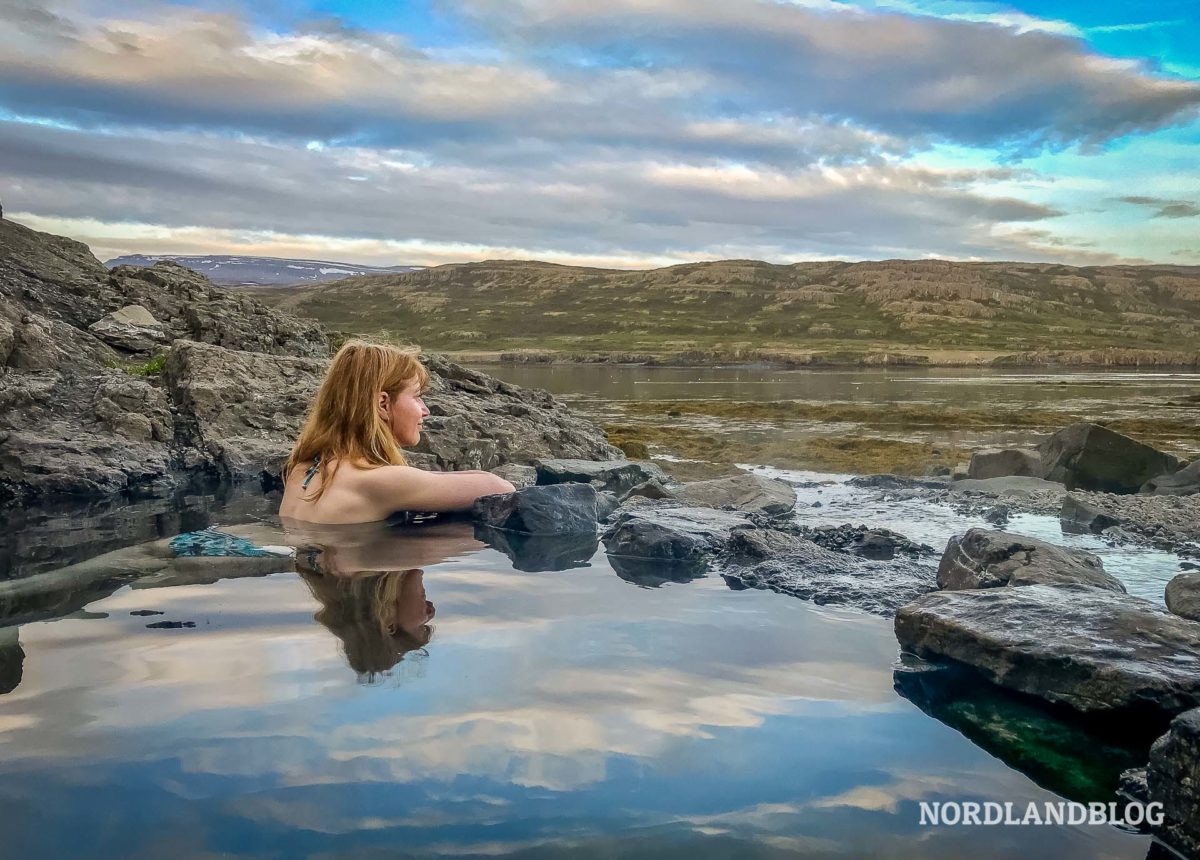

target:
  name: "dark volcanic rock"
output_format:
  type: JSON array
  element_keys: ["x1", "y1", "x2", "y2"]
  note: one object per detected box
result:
[
  {"x1": 1059, "y1": 495, "x2": 1122, "y2": 534},
  {"x1": 536, "y1": 458, "x2": 665, "y2": 496},
  {"x1": 673, "y1": 473, "x2": 796, "y2": 516},
  {"x1": 1166, "y1": 572, "x2": 1200, "y2": 622},
  {"x1": 936, "y1": 528, "x2": 1125, "y2": 593},
  {"x1": 1143, "y1": 460, "x2": 1200, "y2": 497},
  {"x1": 803, "y1": 524, "x2": 932, "y2": 560},
  {"x1": 473, "y1": 484, "x2": 600, "y2": 535},
  {"x1": 602, "y1": 507, "x2": 751, "y2": 570},
  {"x1": 895, "y1": 584, "x2": 1200, "y2": 718},
  {"x1": 1038, "y1": 422, "x2": 1183, "y2": 494},
  {"x1": 723, "y1": 533, "x2": 937, "y2": 616},
  {"x1": 1147, "y1": 708, "x2": 1200, "y2": 858},
  {"x1": 967, "y1": 448, "x2": 1042, "y2": 480}
]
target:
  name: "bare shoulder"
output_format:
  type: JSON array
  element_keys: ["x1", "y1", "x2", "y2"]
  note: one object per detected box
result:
[{"x1": 359, "y1": 464, "x2": 516, "y2": 513}]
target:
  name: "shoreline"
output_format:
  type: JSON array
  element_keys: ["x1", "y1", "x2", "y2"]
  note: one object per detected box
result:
[{"x1": 446, "y1": 348, "x2": 1200, "y2": 370}]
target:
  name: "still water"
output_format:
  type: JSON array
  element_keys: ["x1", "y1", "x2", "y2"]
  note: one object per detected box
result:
[{"x1": 1, "y1": 366, "x2": 1191, "y2": 858}]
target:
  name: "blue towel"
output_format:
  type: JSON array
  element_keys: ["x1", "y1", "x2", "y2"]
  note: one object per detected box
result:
[{"x1": 170, "y1": 527, "x2": 294, "y2": 559}]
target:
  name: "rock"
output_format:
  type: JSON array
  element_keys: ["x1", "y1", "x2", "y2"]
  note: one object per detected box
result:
[
  {"x1": 673, "y1": 472, "x2": 796, "y2": 517},
  {"x1": 847, "y1": 474, "x2": 946, "y2": 490},
  {"x1": 936, "y1": 528, "x2": 1124, "y2": 592},
  {"x1": 0, "y1": 627, "x2": 23, "y2": 695},
  {"x1": 1038, "y1": 422, "x2": 1183, "y2": 494},
  {"x1": 967, "y1": 448, "x2": 1042, "y2": 480},
  {"x1": 1166, "y1": 572, "x2": 1200, "y2": 622},
  {"x1": 536, "y1": 458, "x2": 665, "y2": 496},
  {"x1": 895, "y1": 584, "x2": 1200, "y2": 718},
  {"x1": 948, "y1": 476, "x2": 1068, "y2": 497},
  {"x1": 1118, "y1": 767, "x2": 1150, "y2": 804},
  {"x1": 620, "y1": 478, "x2": 676, "y2": 502},
  {"x1": 1143, "y1": 460, "x2": 1200, "y2": 497},
  {"x1": 723, "y1": 530, "x2": 937, "y2": 616},
  {"x1": 490, "y1": 463, "x2": 537, "y2": 489},
  {"x1": 473, "y1": 526, "x2": 598, "y2": 572},
  {"x1": 982, "y1": 504, "x2": 1009, "y2": 525},
  {"x1": 800, "y1": 523, "x2": 931, "y2": 560},
  {"x1": 472, "y1": 484, "x2": 600, "y2": 535},
  {"x1": 164, "y1": 340, "x2": 326, "y2": 481},
  {"x1": 87, "y1": 304, "x2": 167, "y2": 352},
  {"x1": 1059, "y1": 495, "x2": 1122, "y2": 533},
  {"x1": 1147, "y1": 708, "x2": 1200, "y2": 858},
  {"x1": 601, "y1": 507, "x2": 751, "y2": 569}
]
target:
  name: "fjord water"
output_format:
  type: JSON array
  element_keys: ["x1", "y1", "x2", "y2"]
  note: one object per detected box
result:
[{"x1": 2, "y1": 366, "x2": 1193, "y2": 858}]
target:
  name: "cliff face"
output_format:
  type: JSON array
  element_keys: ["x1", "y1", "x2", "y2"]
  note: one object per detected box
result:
[
  {"x1": 253, "y1": 258, "x2": 1200, "y2": 362},
  {"x1": 0, "y1": 220, "x2": 618, "y2": 506}
]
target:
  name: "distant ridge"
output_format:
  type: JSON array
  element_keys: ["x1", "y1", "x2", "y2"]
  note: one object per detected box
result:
[{"x1": 104, "y1": 254, "x2": 422, "y2": 287}]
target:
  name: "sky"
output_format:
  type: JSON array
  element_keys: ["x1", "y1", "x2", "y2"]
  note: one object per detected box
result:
[{"x1": 0, "y1": 0, "x2": 1198, "y2": 267}]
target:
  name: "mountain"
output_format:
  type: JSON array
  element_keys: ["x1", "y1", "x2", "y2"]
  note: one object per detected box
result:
[
  {"x1": 246, "y1": 258, "x2": 1200, "y2": 366},
  {"x1": 103, "y1": 254, "x2": 421, "y2": 286}
]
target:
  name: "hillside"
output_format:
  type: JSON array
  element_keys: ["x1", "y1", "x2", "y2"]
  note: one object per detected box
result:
[
  {"x1": 248, "y1": 258, "x2": 1200, "y2": 365},
  {"x1": 105, "y1": 254, "x2": 421, "y2": 287}
]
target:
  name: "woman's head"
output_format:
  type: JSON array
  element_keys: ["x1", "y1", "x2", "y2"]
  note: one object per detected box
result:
[{"x1": 286, "y1": 340, "x2": 431, "y2": 497}]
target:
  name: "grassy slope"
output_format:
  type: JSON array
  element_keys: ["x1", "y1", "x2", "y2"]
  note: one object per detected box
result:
[{"x1": 247, "y1": 258, "x2": 1200, "y2": 363}]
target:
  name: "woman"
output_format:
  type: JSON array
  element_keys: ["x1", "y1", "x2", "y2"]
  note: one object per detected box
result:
[{"x1": 280, "y1": 340, "x2": 515, "y2": 523}]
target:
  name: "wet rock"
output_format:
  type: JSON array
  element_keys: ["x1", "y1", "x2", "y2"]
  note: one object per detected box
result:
[
  {"x1": 145, "y1": 620, "x2": 196, "y2": 629},
  {"x1": 0, "y1": 627, "x2": 24, "y2": 695},
  {"x1": 1118, "y1": 767, "x2": 1150, "y2": 804},
  {"x1": 536, "y1": 458, "x2": 665, "y2": 496},
  {"x1": 1143, "y1": 460, "x2": 1200, "y2": 497},
  {"x1": 474, "y1": 526, "x2": 599, "y2": 572},
  {"x1": 473, "y1": 483, "x2": 601, "y2": 535},
  {"x1": 848, "y1": 474, "x2": 946, "y2": 490},
  {"x1": 949, "y1": 476, "x2": 1069, "y2": 498},
  {"x1": 723, "y1": 536, "x2": 937, "y2": 616},
  {"x1": 1147, "y1": 707, "x2": 1200, "y2": 858},
  {"x1": 895, "y1": 584, "x2": 1200, "y2": 718},
  {"x1": 87, "y1": 304, "x2": 167, "y2": 352},
  {"x1": 673, "y1": 472, "x2": 796, "y2": 517},
  {"x1": 602, "y1": 507, "x2": 751, "y2": 569},
  {"x1": 1059, "y1": 495, "x2": 1121, "y2": 533},
  {"x1": 983, "y1": 504, "x2": 1010, "y2": 525},
  {"x1": 937, "y1": 528, "x2": 1125, "y2": 593},
  {"x1": 129, "y1": 609, "x2": 165, "y2": 616},
  {"x1": 1166, "y1": 572, "x2": 1200, "y2": 622},
  {"x1": 1038, "y1": 422, "x2": 1183, "y2": 494},
  {"x1": 967, "y1": 448, "x2": 1042, "y2": 480},
  {"x1": 801, "y1": 524, "x2": 931, "y2": 560}
]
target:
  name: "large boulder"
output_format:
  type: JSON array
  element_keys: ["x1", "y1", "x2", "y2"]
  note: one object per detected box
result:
[
  {"x1": 966, "y1": 448, "x2": 1042, "y2": 480},
  {"x1": 535, "y1": 458, "x2": 664, "y2": 496},
  {"x1": 673, "y1": 473, "x2": 796, "y2": 516},
  {"x1": 1166, "y1": 572, "x2": 1200, "y2": 622},
  {"x1": 472, "y1": 484, "x2": 601, "y2": 535},
  {"x1": 601, "y1": 507, "x2": 751, "y2": 568},
  {"x1": 87, "y1": 304, "x2": 167, "y2": 352},
  {"x1": 1143, "y1": 460, "x2": 1200, "y2": 496},
  {"x1": 1038, "y1": 422, "x2": 1182, "y2": 494},
  {"x1": 895, "y1": 584, "x2": 1200, "y2": 718},
  {"x1": 936, "y1": 528, "x2": 1125, "y2": 593},
  {"x1": 1147, "y1": 708, "x2": 1200, "y2": 858}
]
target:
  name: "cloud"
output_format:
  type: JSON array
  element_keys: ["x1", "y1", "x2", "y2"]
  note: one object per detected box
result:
[
  {"x1": 456, "y1": 0, "x2": 1200, "y2": 149},
  {"x1": 1118, "y1": 195, "x2": 1200, "y2": 218}
]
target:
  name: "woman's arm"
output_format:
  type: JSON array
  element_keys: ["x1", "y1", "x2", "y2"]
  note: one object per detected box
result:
[{"x1": 362, "y1": 465, "x2": 516, "y2": 513}]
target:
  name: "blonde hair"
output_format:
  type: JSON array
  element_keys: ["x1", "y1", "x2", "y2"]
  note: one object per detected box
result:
[{"x1": 285, "y1": 340, "x2": 430, "y2": 501}]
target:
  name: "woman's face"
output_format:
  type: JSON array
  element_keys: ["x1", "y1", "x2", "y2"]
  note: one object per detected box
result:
[{"x1": 379, "y1": 378, "x2": 430, "y2": 447}]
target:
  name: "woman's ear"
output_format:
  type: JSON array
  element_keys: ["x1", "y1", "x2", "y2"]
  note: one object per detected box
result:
[{"x1": 377, "y1": 391, "x2": 390, "y2": 417}]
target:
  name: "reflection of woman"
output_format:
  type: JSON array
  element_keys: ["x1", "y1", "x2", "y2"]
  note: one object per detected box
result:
[
  {"x1": 284, "y1": 519, "x2": 482, "y2": 683},
  {"x1": 279, "y1": 340, "x2": 514, "y2": 524},
  {"x1": 297, "y1": 555, "x2": 434, "y2": 683}
]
